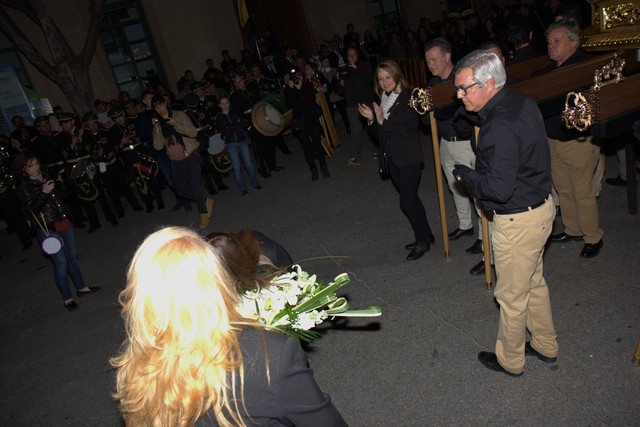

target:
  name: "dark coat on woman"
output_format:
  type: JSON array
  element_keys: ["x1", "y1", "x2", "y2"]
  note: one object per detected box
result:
[
  {"x1": 370, "y1": 89, "x2": 424, "y2": 168},
  {"x1": 17, "y1": 174, "x2": 71, "y2": 227}
]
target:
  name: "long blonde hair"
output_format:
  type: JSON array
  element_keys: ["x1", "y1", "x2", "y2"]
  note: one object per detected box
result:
[{"x1": 111, "y1": 227, "x2": 252, "y2": 426}]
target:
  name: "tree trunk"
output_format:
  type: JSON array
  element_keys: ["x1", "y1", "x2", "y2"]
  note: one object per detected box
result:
[{"x1": 0, "y1": 0, "x2": 105, "y2": 116}]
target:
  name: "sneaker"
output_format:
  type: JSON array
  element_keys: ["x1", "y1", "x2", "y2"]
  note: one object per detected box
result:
[
  {"x1": 254, "y1": 185, "x2": 263, "y2": 190},
  {"x1": 347, "y1": 157, "x2": 360, "y2": 166}
]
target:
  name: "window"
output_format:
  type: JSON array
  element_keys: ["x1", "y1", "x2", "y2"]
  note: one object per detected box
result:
[
  {"x1": 370, "y1": 0, "x2": 401, "y2": 31},
  {"x1": 100, "y1": 1, "x2": 164, "y2": 98},
  {"x1": 0, "y1": 31, "x2": 32, "y2": 87}
]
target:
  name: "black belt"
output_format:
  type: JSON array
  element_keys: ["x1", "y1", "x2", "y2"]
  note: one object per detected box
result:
[
  {"x1": 442, "y1": 136, "x2": 466, "y2": 142},
  {"x1": 494, "y1": 198, "x2": 547, "y2": 215}
]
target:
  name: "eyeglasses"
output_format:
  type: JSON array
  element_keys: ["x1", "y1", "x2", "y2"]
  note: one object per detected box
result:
[{"x1": 453, "y1": 82, "x2": 479, "y2": 96}]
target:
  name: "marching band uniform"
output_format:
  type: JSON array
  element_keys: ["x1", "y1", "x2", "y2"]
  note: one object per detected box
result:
[
  {"x1": 54, "y1": 113, "x2": 104, "y2": 232},
  {"x1": 109, "y1": 106, "x2": 164, "y2": 213}
]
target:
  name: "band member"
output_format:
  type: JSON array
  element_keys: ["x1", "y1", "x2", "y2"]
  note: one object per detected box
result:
[
  {"x1": 229, "y1": 73, "x2": 281, "y2": 177},
  {"x1": 186, "y1": 82, "x2": 230, "y2": 193},
  {"x1": 110, "y1": 104, "x2": 164, "y2": 213},
  {"x1": 55, "y1": 112, "x2": 103, "y2": 233},
  {"x1": 73, "y1": 112, "x2": 120, "y2": 228}
]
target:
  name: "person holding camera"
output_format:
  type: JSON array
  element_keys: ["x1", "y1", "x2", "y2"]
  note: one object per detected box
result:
[
  {"x1": 14, "y1": 152, "x2": 100, "y2": 311},
  {"x1": 284, "y1": 67, "x2": 330, "y2": 181},
  {"x1": 339, "y1": 46, "x2": 376, "y2": 166},
  {"x1": 151, "y1": 95, "x2": 214, "y2": 229}
]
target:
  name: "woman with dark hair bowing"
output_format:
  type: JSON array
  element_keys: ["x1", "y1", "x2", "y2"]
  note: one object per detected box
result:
[
  {"x1": 358, "y1": 60, "x2": 434, "y2": 261},
  {"x1": 111, "y1": 227, "x2": 346, "y2": 426}
]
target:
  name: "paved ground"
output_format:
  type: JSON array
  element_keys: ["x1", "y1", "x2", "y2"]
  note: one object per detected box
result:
[{"x1": 0, "y1": 123, "x2": 639, "y2": 426}]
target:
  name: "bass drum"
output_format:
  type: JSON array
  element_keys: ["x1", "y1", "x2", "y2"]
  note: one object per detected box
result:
[
  {"x1": 69, "y1": 158, "x2": 99, "y2": 201},
  {"x1": 207, "y1": 134, "x2": 233, "y2": 174},
  {"x1": 251, "y1": 96, "x2": 292, "y2": 137}
]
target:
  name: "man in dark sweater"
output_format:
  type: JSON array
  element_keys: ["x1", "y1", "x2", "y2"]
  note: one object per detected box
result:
[{"x1": 339, "y1": 46, "x2": 375, "y2": 166}]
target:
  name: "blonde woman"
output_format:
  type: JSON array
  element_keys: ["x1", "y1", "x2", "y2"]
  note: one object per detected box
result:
[{"x1": 111, "y1": 227, "x2": 346, "y2": 426}]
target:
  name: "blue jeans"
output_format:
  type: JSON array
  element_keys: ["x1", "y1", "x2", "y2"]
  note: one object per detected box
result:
[
  {"x1": 226, "y1": 141, "x2": 259, "y2": 192},
  {"x1": 36, "y1": 227, "x2": 87, "y2": 301}
]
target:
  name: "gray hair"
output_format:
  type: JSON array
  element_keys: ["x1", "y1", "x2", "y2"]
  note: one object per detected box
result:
[
  {"x1": 545, "y1": 19, "x2": 581, "y2": 48},
  {"x1": 455, "y1": 50, "x2": 506, "y2": 89}
]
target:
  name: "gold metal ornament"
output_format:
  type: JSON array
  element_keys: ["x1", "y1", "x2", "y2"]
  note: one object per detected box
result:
[
  {"x1": 408, "y1": 86, "x2": 434, "y2": 115},
  {"x1": 562, "y1": 53, "x2": 626, "y2": 130}
]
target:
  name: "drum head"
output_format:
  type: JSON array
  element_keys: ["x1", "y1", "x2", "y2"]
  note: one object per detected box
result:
[
  {"x1": 41, "y1": 235, "x2": 63, "y2": 255},
  {"x1": 251, "y1": 101, "x2": 284, "y2": 137},
  {"x1": 69, "y1": 158, "x2": 88, "y2": 179},
  {"x1": 207, "y1": 134, "x2": 225, "y2": 155}
]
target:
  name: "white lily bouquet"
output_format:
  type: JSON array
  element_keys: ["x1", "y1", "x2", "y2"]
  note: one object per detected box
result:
[{"x1": 238, "y1": 264, "x2": 382, "y2": 342}]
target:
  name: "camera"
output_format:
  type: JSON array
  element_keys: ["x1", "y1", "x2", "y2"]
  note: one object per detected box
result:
[
  {"x1": 151, "y1": 117, "x2": 160, "y2": 126},
  {"x1": 291, "y1": 69, "x2": 301, "y2": 85}
]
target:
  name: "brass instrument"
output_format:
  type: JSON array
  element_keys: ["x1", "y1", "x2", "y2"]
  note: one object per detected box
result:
[
  {"x1": 408, "y1": 86, "x2": 435, "y2": 115},
  {"x1": 562, "y1": 53, "x2": 626, "y2": 131}
]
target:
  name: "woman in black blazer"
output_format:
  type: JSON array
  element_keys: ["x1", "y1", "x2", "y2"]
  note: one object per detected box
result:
[{"x1": 358, "y1": 60, "x2": 434, "y2": 260}]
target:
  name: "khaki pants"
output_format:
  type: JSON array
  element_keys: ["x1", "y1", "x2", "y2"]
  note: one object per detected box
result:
[
  {"x1": 493, "y1": 197, "x2": 558, "y2": 374},
  {"x1": 440, "y1": 138, "x2": 476, "y2": 231},
  {"x1": 549, "y1": 137, "x2": 604, "y2": 244}
]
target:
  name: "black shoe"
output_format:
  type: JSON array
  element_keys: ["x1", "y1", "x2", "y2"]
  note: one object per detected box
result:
[
  {"x1": 321, "y1": 167, "x2": 330, "y2": 178},
  {"x1": 242, "y1": 191, "x2": 249, "y2": 197},
  {"x1": 525, "y1": 342, "x2": 557, "y2": 363},
  {"x1": 117, "y1": 209, "x2": 125, "y2": 218},
  {"x1": 580, "y1": 239, "x2": 603, "y2": 258},
  {"x1": 218, "y1": 185, "x2": 230, "y2": 191},
  {"x1": 88, "y1": 225, "x2": 100, "y2": 234},
  {"x1": 406, "y1": 236, "x2": 434, "y2": 250},
  {"x1": 254, "y1": 185, "x2": 263, "y2": 191},
  {"x1": 448, "y1": 227, "x2": 474, "y2": 241},
  {"x1": 466, "y1": 239, "x2": 483, "y2": 254},
  {"x1": 208, "y1": 190, "x2": 218, "y2": 196},
  {"x1": 406, "y1": 242, "x2": 430, "y2": 260},
  {"x1": 605, "y1": 176, "x2": 627, "y2": 187},
  {"x1": 77, "y1": 286, "x2": 102, "y2": 297},
  {"x1": 551, "y1": 232, "x2": 582, "y2": 243},
  {"x1": 272, "y1": 166, "x2": 285, "y2": 171},
  {"x1": 170, "y1": 202, "x2": 182, "y2": 212},
  {"x1": 281, "y1": 149, "x2": 293, "y2": 155},
  {"x1": 157, "y1": 200, "x2": 165, "y2": 210},
  {"x1": 64, "y1": 300, "x2": 79, "y2": 311},
  {"x1": 260, "y1": 172, "x2": 271, "y2": 179},
  {"x1": 132, "y1": 205, "x2": 143, "y2": 212},
  {"x1": 146, "y1": 204, "x2": 154, "y2": 213},
  {"x1": 311, "y1": 169, "x2": 319, "y2": 181},
  {"x1": 110, "y1": 220, "x2": 119, "y2": 227},
  {"x1": 478, "y1": 351, "x2": 523, "y2": 377},
  {"x1": 469, "y1": 260, "x2": 492, "y2": 276}
]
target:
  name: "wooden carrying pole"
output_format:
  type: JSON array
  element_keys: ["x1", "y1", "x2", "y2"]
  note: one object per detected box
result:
[
  {"x1": 475, "y1": 125, "x2": 493, "y2": 289},
  {"x1": 316, "y1": 92, "x2": 340, "y2": 148},
  {"x1": 428, "y1": 111, "x2": 450, "y2": 257}
]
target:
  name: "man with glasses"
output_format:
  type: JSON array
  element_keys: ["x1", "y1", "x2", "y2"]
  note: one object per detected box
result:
[
  {"x1": 452, "y1": 51, "x2": 558, "y2": 377},
  {"x1": 424, "y1": 38, "x2": 479, "y2": 250}
]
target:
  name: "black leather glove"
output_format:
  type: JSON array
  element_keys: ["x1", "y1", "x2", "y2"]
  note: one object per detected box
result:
[{"x1": 452, "y1": 164, "x2": 472, "y2": 182}]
